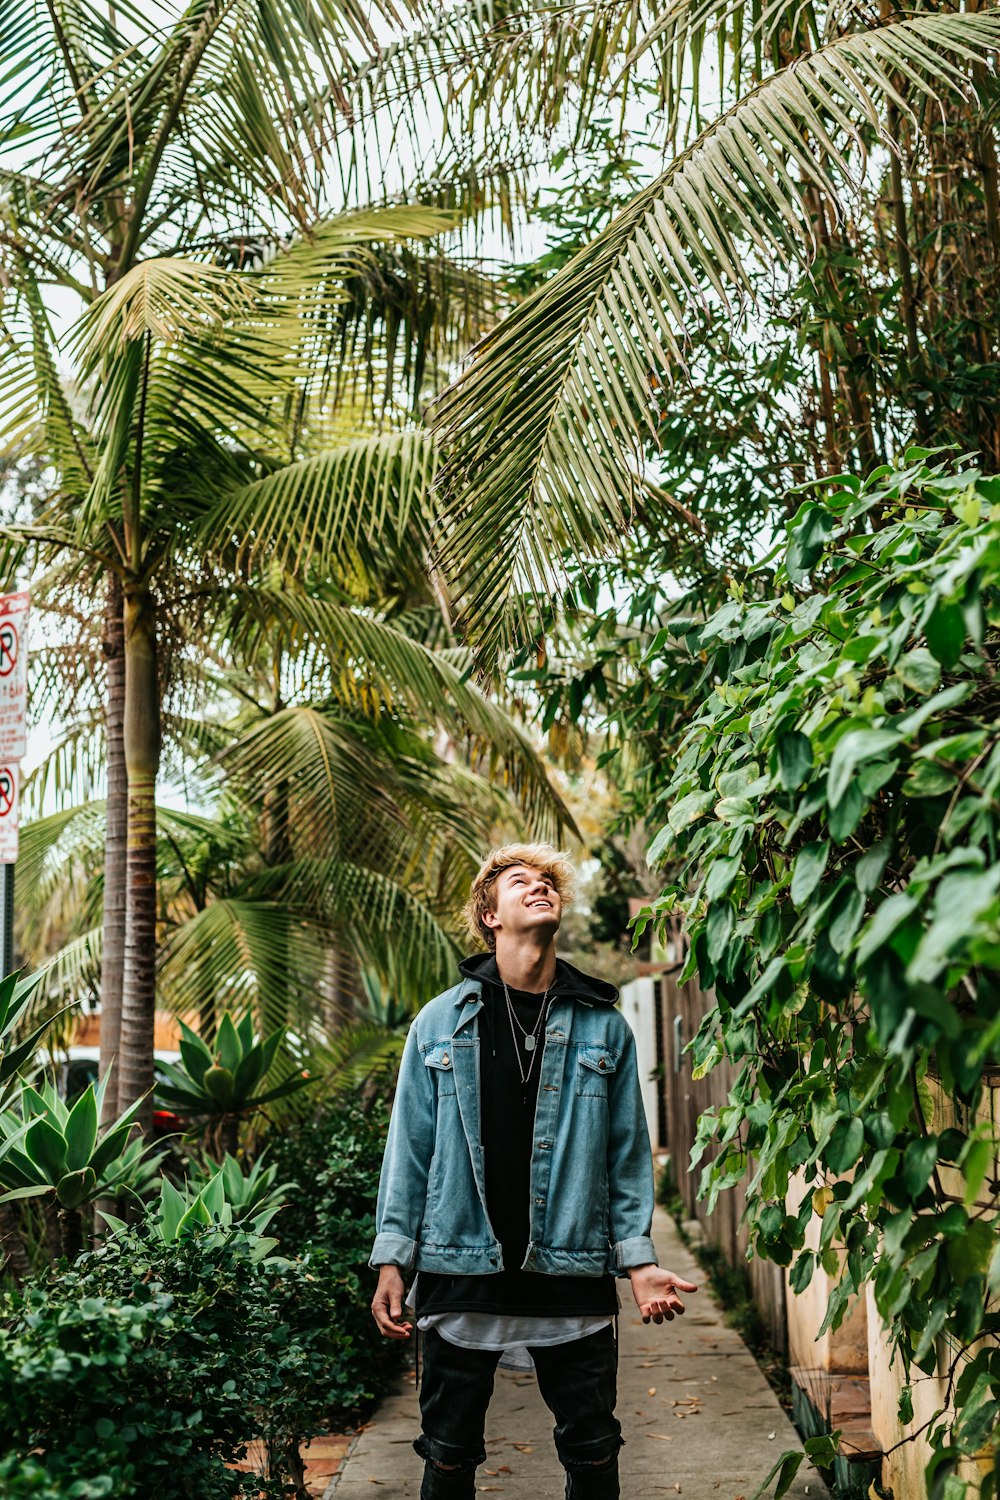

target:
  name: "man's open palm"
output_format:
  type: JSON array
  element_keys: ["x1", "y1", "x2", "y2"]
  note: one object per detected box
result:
[{"x1": 629, "y1": 1265, "x2": 698, "y2": 1324}]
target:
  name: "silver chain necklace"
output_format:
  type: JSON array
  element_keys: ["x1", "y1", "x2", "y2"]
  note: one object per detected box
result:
[{"x1": 500, "y1": 976, "x2": 550, "y2": 1095}]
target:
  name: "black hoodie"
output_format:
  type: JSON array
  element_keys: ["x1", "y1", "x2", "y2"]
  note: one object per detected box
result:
[{"x1": 414, "y1": 955, "x2": 620, "y2": 1319}]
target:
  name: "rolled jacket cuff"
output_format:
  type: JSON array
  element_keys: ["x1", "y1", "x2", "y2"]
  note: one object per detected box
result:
[
  {"x1": 609, "y1": 1235, "x2": 658, "y2": 1275},
  {"x1": 370, "y1": 1231, "x2": 418, "y2": 1271}
]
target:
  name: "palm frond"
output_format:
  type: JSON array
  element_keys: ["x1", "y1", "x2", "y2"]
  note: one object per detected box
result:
[
  {"x1": 15, "y1": 803, "x2": 107, "y2": 960},
  {"x1": 432, "y1": 9, "x2": 1000, "y2": 660},
  {"x1": 157, "y1": 898, "x2": 328, "y2": 1036},
  {"x1": 198, "y1": 431, "x2": 436, "y2": 577},
  {"x1": 277, "y1": 856, "x2": 461, "y2": 1002},
  {"x1": 305, "y1": 1022, "x2": 407, "y2": 1100},
  {"x1": 35, "y1": 927, "x2": 104, "y2": 1016},
  {"x1": 219, "y1": 706, "x2": 403, "y2": 861}
]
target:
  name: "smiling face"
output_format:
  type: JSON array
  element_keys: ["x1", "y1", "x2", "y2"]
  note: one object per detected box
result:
[{"x1": 481, "y1": 863, "x2": 563, "y2": 944}]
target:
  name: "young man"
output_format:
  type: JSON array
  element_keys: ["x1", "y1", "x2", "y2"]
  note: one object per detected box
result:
[{"x1": 370, "y1": 843, "x2": 696, "y2": 1499}]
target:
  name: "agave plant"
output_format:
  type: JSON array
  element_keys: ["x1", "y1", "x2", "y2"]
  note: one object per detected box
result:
[
  {"x1": 156, "y1": 1013, "x2": 312, "y2": 1159},
  {"x1": 108, "y1": 1163, "x2": 286, "y2": 1262},
  {"x1": 186, "y1": 1152, "x2": 293, "y2": 1223},
  {"x1": 0, "y1": 1073, "x2": 151, "y2": 1258}
]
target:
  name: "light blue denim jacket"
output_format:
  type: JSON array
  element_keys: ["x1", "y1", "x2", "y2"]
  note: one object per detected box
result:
[{"x1": 369, "y1": 963, "x2": 657, "y2": 1278}]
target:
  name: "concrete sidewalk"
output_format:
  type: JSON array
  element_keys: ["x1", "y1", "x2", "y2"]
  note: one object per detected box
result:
[{"x1": 326, "y1": 1207, "x2": 826, "y2": 1498}]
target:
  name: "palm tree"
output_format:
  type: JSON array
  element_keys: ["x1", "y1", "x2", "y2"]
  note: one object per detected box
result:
[
  {"x1": 2, "y1": 0, "x2": 506, "y2": 1129},
  {"x1": 2, "y1": 229, "x2": 494, "y2": 1129}
]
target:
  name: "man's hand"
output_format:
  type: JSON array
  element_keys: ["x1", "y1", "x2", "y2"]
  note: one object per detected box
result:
[
  {"x1": 628, "y1": 1264, "x2": 698, "y2": 1324},
  {"x1": 371, "y1": 1264, "x2": 413, "y2": 1340}
]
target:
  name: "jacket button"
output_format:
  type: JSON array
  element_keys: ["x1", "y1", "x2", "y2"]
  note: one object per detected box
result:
[
  {"x1": 442, "y1": 1053, "x2": 450, "y2": 1066},
  {"x1": 598, "y1": 1058, "x2": 607, "y2": 1071}
]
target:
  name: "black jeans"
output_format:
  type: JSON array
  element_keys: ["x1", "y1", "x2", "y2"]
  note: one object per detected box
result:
[{"x1": 414, "y1": 1324, "x2": 623, "y2": 1500}]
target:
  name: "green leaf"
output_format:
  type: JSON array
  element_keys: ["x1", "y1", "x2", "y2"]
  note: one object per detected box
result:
[
  {"x1": 962, "y1": 1138, "x2": 993, "y2": 1207},
  {"x1": 777, "y1": 730, "x2": 813, "y2": 791},
  {"x1": 154, "y1": 1177, "x2": 189, "y2": 1243},
  {"x1": 203, "y1": 1066, "x2": 236, "y2": 1106},
  {"x1": 857, "y1": 893, "x2": 917, "y2": 966},
  {"x1": 55, "y1": 1165, "x2": 97, "y2": 1209},
  {"x1": 646, "y1": 824, "x2": 675, "y2": 865},
  {"x1": 895, "y1": 647, "x2": 941, "y2": 695},
  {"x1": 749, "y1": 1449, "x2": 805, "y2": 1500},
  {"x1": 705, "y1": 901, "x2": 736, "y2": 962},
  {"x1": 786, "y1": 504, "x2": 835, "y2": 585},
  {"x1": 789, "y1": 1250, "x2": 815, "y2": 1294},
  {"x1": 64, "y1": 1086, "x2": 99, "y2": 1172},
  {"x1": 89, "y1": 1124, "x2": 139, "y2": 1180},
  {"x1": 23, "y1": 1117, "x2": 67, "y2": 1185},
  {"x1": 827, "y1": 728, "x2": 900, "y2": 809},
  {"x1": 902, "y1": 1136, "x2": 938, "y2": 1197},
  {"x1": 826, "y1": 1116, "x2": 864, "y2": 1174},
  {"x1": 705, "y1": 853, "x2": 743, "y2": 900},
  {"x1": 855, "y1": 842, "x2": 890, "y2": 895},
  {"x1": 925, "y1": 601, "x2": 966, "y2": 669},
  {"x1": 829, "y1": 888, "x2": 866, "y2": 955},
  {"x1": 667, "y1": 791, "x2": 716, "y2": 836},
  {"x1": 215, "y1": 1014, "x2": 243, "y2": 1072},
  {"x1": 828, "y1": 780, "x2": 867, "y2": 843},
  {"x1": 903, "y1": 761, "x2": 955, "y2": 798},
  {"x1": 791, "y1": 841, "x2": 829, "y2": 907}
]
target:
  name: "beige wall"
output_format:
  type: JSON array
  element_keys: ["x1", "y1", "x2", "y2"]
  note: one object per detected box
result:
[{"x1": 785, "y1": 1173, "x2": 869, "y2": 1377}]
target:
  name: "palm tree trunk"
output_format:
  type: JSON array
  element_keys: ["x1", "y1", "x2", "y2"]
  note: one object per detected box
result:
[
  {"x1": 118, "y1": 583, "x2": 161, "y2": 1134},
  {"x1": 99, "y1": 573, "x2": 127, "y2": 1122}
]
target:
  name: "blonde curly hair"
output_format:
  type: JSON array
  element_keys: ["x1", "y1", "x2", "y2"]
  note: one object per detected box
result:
[{"x1": 462, "y1": 843, "x2": 576, "y2": 951}]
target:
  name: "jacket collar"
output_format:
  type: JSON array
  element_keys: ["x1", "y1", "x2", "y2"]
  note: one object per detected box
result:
[{"x1": 456, "y1": 952, "x2": 618, "y2": 1007}]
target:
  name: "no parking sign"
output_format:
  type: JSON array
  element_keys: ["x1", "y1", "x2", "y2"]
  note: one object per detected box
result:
[
  {"x1": 0, "y1": 590, "x2": 29, "y2": 762},
  {"x1": 0, "y1": 763, "x2": 18, "y2": 862}
]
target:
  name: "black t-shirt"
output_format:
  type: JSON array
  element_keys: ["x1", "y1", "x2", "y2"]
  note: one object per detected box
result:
[{"x1": 415, "y1": 970, "x2": 618, "y2": 1318}]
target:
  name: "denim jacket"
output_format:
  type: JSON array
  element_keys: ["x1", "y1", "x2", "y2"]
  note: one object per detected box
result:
[{"x1": 369, "y1": 961, "x2": 657, "y2": 1278}]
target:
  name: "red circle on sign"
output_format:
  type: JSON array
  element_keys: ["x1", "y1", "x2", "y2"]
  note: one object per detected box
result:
[
  {"x1": 0, "y1": 770, "x2": 13, "y2": 817},
  {"x1": 0, "y1": 624, "x2": 18, "y2": 678}
]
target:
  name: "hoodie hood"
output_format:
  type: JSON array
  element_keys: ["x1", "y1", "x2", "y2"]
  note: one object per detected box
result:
[{"x1": 458, "y1": 952, "x2": 619, "y2": 1007}]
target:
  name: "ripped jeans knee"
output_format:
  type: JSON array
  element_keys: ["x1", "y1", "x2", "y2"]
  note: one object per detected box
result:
[
  {"x1": 414, "y1": 1434, "x2": 483, "y2": 1500},
  {"x1": 559, "y1": 1434, "x2": 624, "y2": 1500}
]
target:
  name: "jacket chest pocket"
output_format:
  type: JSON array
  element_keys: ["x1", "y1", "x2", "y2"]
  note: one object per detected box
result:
[
  {"x1": 424, "y1": 1044, "x2": 458, "y2": 1098},
  {"x1": 576, "y1": 1045, "x2": 617, "y2": 1098}
]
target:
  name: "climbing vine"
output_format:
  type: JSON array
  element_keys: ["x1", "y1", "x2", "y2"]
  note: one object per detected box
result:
[{"x1": 638, "y1": 453, "x2": 1000, "y2": 1495}]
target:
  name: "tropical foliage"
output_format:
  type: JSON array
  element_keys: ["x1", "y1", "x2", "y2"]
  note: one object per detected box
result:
[
  {"x1": 431, "y1": 4, "x2": 1000, "y2": 661},
  {"x1": 0, "y1": 1074, "x2": 152, "y2": 1256},
  {"x1": 155, "y1": 1014, "x2": 311, "y2": 1158},
  {"x1": 0, "y1": 1229, "x2": 355, "y2": 1499},
  {"x1": 636, "y1": 453, "x2": 1000, "y2": 1493}
]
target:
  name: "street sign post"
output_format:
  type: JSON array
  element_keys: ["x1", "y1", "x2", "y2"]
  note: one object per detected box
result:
[{"x1": 0, "y1": 591, "x2": 29, "y2": 978}]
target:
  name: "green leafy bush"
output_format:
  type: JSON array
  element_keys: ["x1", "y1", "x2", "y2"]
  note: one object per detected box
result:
[
  {"x1": 0, "y1": 1456, "x2": 112, "y2": 1498},
  {"x1": 265, "y1": 1100, "x2": 404, "y2": 1405},
  {"x1": 0, "y1": 1229, "x2": 355, "y2": 1498},
  {"x1": 640, "y1": 454, "x2": 1000, "y2": 1492}
]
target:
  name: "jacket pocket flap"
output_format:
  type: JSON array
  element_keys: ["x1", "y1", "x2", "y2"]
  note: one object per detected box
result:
[
  {"x1": 423, "y1": 1045, "x2": 454, "y2": 1071},
  {"x1": 578, "y1": 1046, "x2": 617, "y2": 1074}
]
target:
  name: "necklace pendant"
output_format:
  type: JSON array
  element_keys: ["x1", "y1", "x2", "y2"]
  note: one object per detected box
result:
[{"x1": 523, "y1": 1034, "x2": 536, "y2": 1052}]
